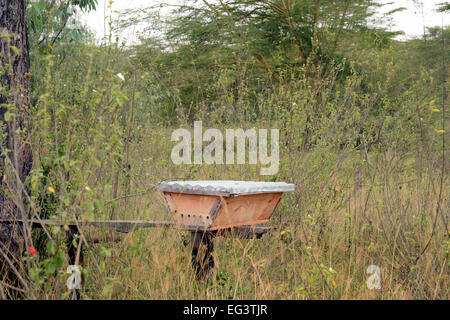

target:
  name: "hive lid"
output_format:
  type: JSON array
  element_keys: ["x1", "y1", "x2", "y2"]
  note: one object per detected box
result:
[{"x1": 157, "y1": 180, "x2": 295, "y2": 196}]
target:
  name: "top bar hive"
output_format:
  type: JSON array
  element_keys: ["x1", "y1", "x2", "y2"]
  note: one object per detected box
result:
[{"x1": 158, "y1": 181, "x2": 295, "y2": 231}]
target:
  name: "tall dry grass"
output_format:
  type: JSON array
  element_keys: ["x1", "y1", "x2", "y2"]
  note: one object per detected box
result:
[{"x1": 73, "y1": 125, "x2": 448, "y2": 300}]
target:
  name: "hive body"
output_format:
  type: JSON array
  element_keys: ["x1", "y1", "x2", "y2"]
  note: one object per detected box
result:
[{"x1": 159, "y1": 181, "x2": 294, "y2": 231}]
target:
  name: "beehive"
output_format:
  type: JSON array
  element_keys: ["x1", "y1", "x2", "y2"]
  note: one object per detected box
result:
[{"x1": 158, "y1": 181, "x2": 295, "y2": 231}]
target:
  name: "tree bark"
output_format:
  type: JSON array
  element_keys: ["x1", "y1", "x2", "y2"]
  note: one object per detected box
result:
[{"x1": 0, "y1": 0, "x2": 32, "y2": 297}]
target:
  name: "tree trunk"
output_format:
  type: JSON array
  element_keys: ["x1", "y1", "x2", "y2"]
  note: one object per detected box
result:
[
  {"x1": 312, "y1": 0, "x2": 320, "y2": 54},
  {"x1": 0, "y1": 0, "x2": 32, "y2": 297}
]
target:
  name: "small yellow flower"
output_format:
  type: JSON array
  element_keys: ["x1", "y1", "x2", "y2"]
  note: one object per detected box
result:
[
  {"x1": 47, "y1": 186, "x2": 55, "y2": 194},
  {"x1": 331, "y1": 279, "x2": 337, "y2": 288},
  {"x1": 281, "y1": 230, "x2": 286, "y2": 236}
]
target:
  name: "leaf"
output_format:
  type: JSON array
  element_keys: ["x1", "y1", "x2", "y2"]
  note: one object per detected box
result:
[
  {"x1": 54, "y1": 253, "x2": 63, "y2": 268},
  {"x1": 102, "y1": 284, "x2": 112, "y2": 297},
  {"x1": 46, "y1": 263, "x2": 56, "y2": 275},
  {"x1": 4, "y1": 111, "x2": 11, "y2": 122},
  {"x1": 10, "y1": 46, "x2": 19, "y2": 55},
  {"x1": 52, "y1": 226, "x2": 61, "y2": 236},
  {"x1": 46, "y1": 241, "x2": 56, "y2": 255},
  {"x1": 101, "y1": 247, "x2": 112, "y2": 257},
  {"x1": 331, "y1": 279, "x2": 337, "y2": 288}
]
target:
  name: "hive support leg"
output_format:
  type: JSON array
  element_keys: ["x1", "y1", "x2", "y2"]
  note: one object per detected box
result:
[
  {"x1": 191, "y1": 231, "x2": 215, "y2": 281},
  {"x1": 66, "y1": 226, "x2": 83, "y2": 300}
]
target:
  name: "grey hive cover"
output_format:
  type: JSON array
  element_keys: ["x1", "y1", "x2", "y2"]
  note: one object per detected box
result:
[{"x1": 157, "y1": 180, "x2": 295, "y2": 196}]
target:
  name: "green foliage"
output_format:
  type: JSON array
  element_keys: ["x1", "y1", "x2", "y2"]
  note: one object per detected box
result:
[
  {"x1": 437, "y1": 1, "x2": 450, "y2": 12},
  {"x1": 70, "y1": 0, "x2": 98, "y2": 11},
  {"x1": 27, "y1": 0, "x2": 96, "y2": 48}
]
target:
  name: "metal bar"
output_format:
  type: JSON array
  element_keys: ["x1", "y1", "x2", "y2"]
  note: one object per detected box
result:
[
  {"x1": 0, "y1": 219, "x2": 271, "y2": 238},
  {"x1": 0, "y1": 219, "x2": 174, "y2": 233}
]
